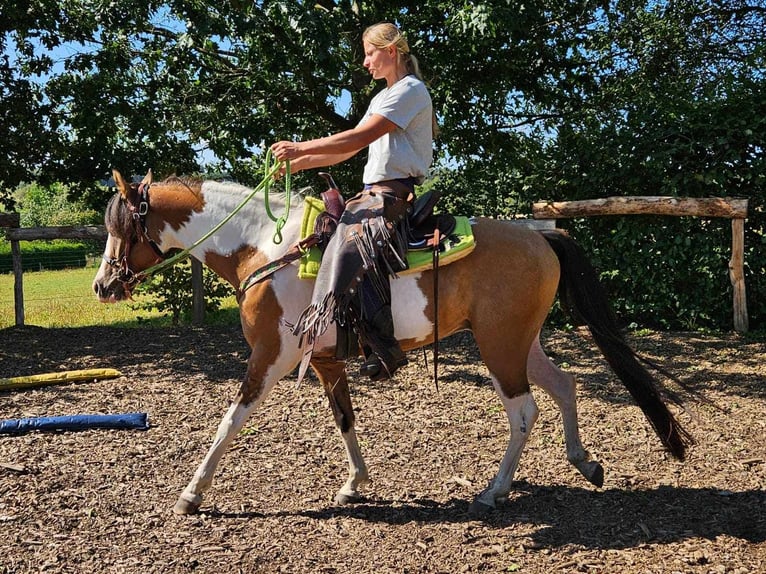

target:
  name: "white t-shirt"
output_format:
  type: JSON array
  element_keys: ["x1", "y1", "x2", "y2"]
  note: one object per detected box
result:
[{"x1": 360, "y1": 75, "x2": 433, "y2": 185}]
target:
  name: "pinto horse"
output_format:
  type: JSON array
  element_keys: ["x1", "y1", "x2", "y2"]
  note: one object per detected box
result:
[{"x1": 93, "y1": 170, "x2": 691, "y2": 515}]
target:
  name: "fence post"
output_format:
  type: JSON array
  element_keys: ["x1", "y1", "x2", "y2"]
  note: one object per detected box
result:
[
  {"x1": 191, "y1": 259, "x2": 205, "y2": 325},
  {"x1": 730, "y1": 218, "x2": 748, "y2": 333},
  {"x1": 11, "y1": 239, "x2": 24, "y2": 326},
  {"x1": 0, "y1": 214, "x2": 23, "y2": 326}
]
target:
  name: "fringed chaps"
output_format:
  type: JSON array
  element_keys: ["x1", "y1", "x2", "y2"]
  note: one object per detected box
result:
[{"x1": 290, "y1": 182, "x2": 412, "y2": 382}]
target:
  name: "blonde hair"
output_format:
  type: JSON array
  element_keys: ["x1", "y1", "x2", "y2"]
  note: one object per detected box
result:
[
  {"x1": 362, "y1": 22, "x2": 439, "y2": 137},
  {"x1": 362, "y1": 22, "x2": 423, "y2": 80}
]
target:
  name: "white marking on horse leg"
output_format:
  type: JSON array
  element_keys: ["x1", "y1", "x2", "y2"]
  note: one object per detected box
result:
[
  {"x1": 174, "y1": 398, "x2": 261, "y2": 514},
  {"x1": 174, "y1": 350, "x2": 293, "y2": 514},
  {"x1": 475, "y1": 382, "x2": 538, "y2": 508},
  {"x1": 311, "y1": 357, "x2": 371, "y2": 505},
  {"x1": 335, "y1": 429, "x2": 370, "y2": 504},
  {"x1": 527, "y1": 336, "x2": 603, "y2": 486}
]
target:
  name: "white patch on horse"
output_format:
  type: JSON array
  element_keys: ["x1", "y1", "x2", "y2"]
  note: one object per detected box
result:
[
  {"x1": 159, "y1": 181, "x2": 302, "y2": 262},
  {"x1": 94, "y1": 235, "x2": 118, "y2": 277},
  {"x1": 391, "y1": 274, "x2": 432, "y2": 342},
  {"x1": 270, "y1": 264, "x2": 338, "y2": 356}
]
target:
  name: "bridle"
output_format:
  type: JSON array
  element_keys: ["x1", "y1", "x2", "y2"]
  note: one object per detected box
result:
[{"x1": 102, "y1": 181, "x2": 170, "y2": 289}]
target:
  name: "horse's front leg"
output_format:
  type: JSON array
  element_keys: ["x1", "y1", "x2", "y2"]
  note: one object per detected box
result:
[
  {"x1": 173, "y1": 345, "x2": 296, "y2": 515},
  {"x1": 310, "y1": 355, "x2": 370, "y2": 504}
]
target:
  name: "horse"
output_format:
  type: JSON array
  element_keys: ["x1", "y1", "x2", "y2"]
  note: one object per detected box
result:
[{"x1": 92, "y1": 169, "x2": 692, "y2": 515}]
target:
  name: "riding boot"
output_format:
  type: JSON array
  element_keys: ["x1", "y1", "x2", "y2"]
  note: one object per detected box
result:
[
  {"x1": 358, "y1": 304, "x2": 408, "y2": 380},
  {"x1": 358, "y1": 345, "x2": 381, "y2": 378}
]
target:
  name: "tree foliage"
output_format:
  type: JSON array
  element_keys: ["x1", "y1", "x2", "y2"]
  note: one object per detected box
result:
[
  {"x1": 2, "y1": 0, "x2": 764, "y2": 329},
  {"x1": 14, "y1": 182, "x2": 100, "y2": 227}
]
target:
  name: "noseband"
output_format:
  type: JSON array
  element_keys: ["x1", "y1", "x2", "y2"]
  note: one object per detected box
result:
[{"x1": 103, "y1": 182, "x2": 170, "y2": 288}]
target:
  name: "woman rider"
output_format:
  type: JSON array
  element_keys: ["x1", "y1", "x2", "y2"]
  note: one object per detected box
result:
[{"x1": 270, "y1": 22, "x2": 434, "y2": 380}]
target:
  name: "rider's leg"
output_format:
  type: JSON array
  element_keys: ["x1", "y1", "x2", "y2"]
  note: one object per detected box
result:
[{"x1": 358, "y1": 277, "x2": 407, "y2": 379}]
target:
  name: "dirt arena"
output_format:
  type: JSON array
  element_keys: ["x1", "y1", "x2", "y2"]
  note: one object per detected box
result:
[{"x1": 1, "y1": 324, "x2": 764, "y2": 573}]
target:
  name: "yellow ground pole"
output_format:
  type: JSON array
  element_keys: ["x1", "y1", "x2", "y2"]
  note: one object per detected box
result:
[{"x1": 0, "y1": 368, "x2": 122, "y2": 391}]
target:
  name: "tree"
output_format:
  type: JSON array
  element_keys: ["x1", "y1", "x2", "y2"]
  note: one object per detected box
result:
[
  {"x1": 2, "y1": 1, "x2": 764, "y2": 328},
  {"x1": 530, "y1": 1, "x2": 766, "y2": 329}
]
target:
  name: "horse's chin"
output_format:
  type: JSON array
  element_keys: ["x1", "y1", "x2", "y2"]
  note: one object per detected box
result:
[{"x1": 95, "y1": 285, "x2": 133, "y2": 304}]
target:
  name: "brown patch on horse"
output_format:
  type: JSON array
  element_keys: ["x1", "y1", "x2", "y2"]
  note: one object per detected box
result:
[
  {"x1": 473, "y1": 221, "x2": 560, "y2": 397},
  {"x1": 148, "y1": 177, "x2": 206, "y2": 232},
  {"x1": 310, "y1": 356, "x2": 355, "y2": 434},
  {"x1": 410, "y1": 219, "x2": 560, "y2": 398},
  {"x1": 205, "y1": 246, "x2": 269, "y2": 291},
  {"x1": 236, "y1": 281, "x2": 285, "y2": 405}
]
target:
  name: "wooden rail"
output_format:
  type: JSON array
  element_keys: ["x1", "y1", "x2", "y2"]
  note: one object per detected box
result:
[
  {"x1": 4, "y1": 197, "x2": 750, "y2": 331},
  {"x1": 1, "y1": 219, "x2": 205, "y2": 326},
  {"x1": 532, "y1": 196, "x2": 749, "y2": 332}
]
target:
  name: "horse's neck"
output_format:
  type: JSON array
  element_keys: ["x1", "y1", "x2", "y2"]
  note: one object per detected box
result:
[{"x1": 153, "y1": 180, "x2": 304, "y2": 284}]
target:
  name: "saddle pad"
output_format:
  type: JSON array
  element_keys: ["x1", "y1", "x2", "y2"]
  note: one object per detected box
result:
[{"x1": 298, "y1": 196, "x2": 476, "y2": 280}]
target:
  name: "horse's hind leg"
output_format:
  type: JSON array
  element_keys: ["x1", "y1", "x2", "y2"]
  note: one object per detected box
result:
[
  {"x1": 527, "y1": 335, "x2": 604, "y2": 487},
  {"x1": 472, "y1": 376, "x2": 539, "y2": 512},
  {"x1": 311, "y1": 356, "x2": 370, "y2": 504}
]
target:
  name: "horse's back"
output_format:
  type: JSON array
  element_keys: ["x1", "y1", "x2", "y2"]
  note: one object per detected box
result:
[
  {"x1": 263, "y1": 216, "x2": 562, "y2": 368},
  {"x1": 404, "y1": 218, "x2": 560, "y2": 372},
  {"x1": 461, "y1": 216, "x2": 559, "y2": 317}
]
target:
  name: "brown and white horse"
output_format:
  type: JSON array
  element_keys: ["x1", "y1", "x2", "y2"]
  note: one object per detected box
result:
[{"x1": 93, "y1": 170, "x2": 691, "y2": 515}]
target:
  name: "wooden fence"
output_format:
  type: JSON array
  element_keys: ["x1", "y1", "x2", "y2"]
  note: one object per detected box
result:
[
  {"x1": 532, "y1": 196, "x2": 749, "y2": 332},
  {"x1": 0, "y1": 215, "x2": 205, "y2": 326},
  {"x1": 3, "y1": 195, "x2": 750, "y2": 331}
]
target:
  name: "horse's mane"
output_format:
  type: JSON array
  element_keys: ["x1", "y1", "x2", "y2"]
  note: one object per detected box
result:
[
  {"x1": 158, "y1": 176, "x2": 204, "y2": 200},
  {"x1": 104, "y1": 177, "x2": 309, "y2": 239},
  {"x1": 200, "y1": 178, "x2": 309, "y2": 207}
]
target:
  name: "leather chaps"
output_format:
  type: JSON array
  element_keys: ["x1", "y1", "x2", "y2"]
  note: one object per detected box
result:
[{"x1": 289, "y1": 180, "x2": 413, "y2": 378}]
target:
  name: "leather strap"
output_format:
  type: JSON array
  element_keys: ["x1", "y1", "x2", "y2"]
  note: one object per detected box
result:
[{"x1": 238, "y1": 234, "x2": 320, "y2": 296}]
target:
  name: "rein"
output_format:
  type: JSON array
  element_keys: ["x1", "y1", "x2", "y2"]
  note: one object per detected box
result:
[
  {"x1": 118, "y1": 156, "x2": 291, "y2": 283},
  {"x1": 262, "y1": 149, "x2": 292, "y2": 244}
]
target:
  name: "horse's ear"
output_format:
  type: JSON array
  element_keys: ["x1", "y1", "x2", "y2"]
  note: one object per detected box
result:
[
  {"x1": 112, "y1": 169, "x2": 130, "y2": 199},
  {"x1": 141, "y1": 169, "x2": 153, "y2": 187}
]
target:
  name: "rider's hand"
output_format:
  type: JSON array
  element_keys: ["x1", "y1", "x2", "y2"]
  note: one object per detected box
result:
[{"x1": 270, "y1": 140, "x2": 305, "y2": 162}]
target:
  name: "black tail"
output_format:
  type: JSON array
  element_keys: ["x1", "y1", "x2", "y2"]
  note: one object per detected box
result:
[{"x1": 541, "y1": 229, "x2": 693, "y2": 460}]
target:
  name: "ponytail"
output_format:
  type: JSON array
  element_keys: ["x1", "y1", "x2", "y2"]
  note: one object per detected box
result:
[{"x1": 363, "y1": 23, "x2": 439, "y2": 137}]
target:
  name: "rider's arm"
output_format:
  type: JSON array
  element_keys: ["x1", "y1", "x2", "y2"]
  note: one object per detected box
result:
[
  {"x1": 271, "y1": 114, "x2": 397, "y2": 164},
  {"x1": 286, "y1": 151, "x2": 358, "y2": 174}
]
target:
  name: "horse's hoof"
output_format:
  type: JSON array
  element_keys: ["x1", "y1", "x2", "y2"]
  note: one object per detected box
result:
[
  {"x1": 173, "y1": 493, "x2": 202, "y2": 515},
  {"x1": 468, "y1": 496, "x2": 496, "y2": 516},
  {"x1": 583, "y1": 461, "x2": 604, "y2": 488},
  {"x1": 334, "y1": 491, "x2": 364, "y2": 505}
]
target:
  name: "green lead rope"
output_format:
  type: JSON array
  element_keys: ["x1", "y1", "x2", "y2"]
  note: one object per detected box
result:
[
  {"x1": 139, "y1": 155, "x2": 291, "y2": 280},
  {"x1": 262, "y1": 148, "x2": 292, "y2": 244}
]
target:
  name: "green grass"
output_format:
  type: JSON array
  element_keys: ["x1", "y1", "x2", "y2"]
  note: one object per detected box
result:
[{"x1": 0, "y1": 266, "x2": 240, "y2": 329}]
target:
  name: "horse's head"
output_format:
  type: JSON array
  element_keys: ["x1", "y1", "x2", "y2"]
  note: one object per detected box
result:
[{"x1": 92, "y1": 169, "x2": 166, "y2": 302}]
